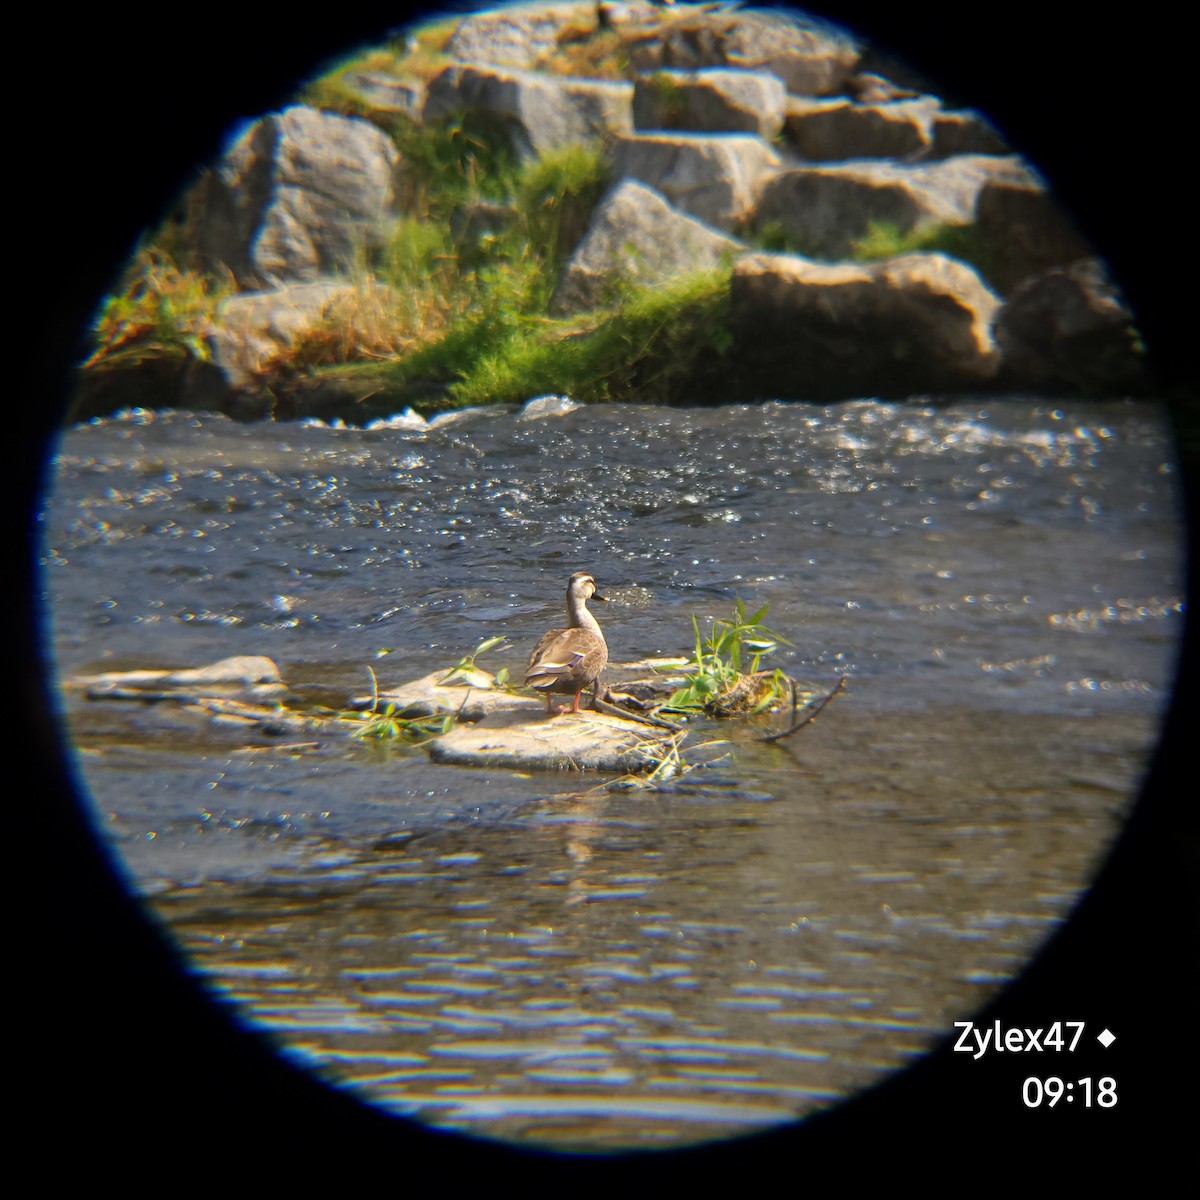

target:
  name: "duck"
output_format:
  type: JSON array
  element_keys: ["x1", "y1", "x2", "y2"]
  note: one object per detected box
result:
[{"x1": 526, "y1": 572, "x2": 609, "y2": 715}]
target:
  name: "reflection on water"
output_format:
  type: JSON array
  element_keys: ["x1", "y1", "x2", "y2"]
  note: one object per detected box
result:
[{"x1": 42, "y1": 398, "x2": 1182, "y2": 1149}]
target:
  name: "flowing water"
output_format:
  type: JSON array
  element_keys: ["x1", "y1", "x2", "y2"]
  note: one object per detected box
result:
[{"x1": 40, "y1": 396, "x2": 1183, "y2": 1150}]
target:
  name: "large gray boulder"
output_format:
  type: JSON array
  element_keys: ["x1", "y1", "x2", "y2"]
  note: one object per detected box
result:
[
  {"x1": 753, "y1": 154, "x2": 1033, "y2": 258},
  {"x1": 632, "y1": 67, "x2": 788, "y2": 138},
  {"x1": 996, "y1": 258, "x2": 1148, "y2": 393},
  {"x1": 423, "y1": 63, "x2": 634, "y2": 159},
  {"x1": 553, "y1": 180, "x2": 743, "y2": 313},
  {"x1": 730, "y1": 251, "x2": 1002, "y2": 399},
  {"x1": 613, "y1": 132, "x2": 781, "y2": 230},
  {"x1": 193, "y1": 106, "x2": 400, "y2": 288}
]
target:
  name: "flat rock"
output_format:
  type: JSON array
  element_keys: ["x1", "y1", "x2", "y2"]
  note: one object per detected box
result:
[
  {"x1": 365, "y1": 668, "x2": 529, "y2": 722},
  {"x1": 427, "y1": 705, "x2": 678, "y2": 772},
  {"x1": 367, "y1": 666, "x2": 679, "y2": 772}
]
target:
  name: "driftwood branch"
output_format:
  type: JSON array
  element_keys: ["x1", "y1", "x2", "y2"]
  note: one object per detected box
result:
[{"x1": 757, "y1": 675, "x2": 846, "y2": 743}]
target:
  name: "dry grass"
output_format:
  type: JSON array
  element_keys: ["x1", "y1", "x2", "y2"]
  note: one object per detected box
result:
[
  {"x1": 278, "y1": 278, "x2": 450, "y2": 372},
  {"x1": 84, "y1": 248, "x2": 234, "y2": 369}
]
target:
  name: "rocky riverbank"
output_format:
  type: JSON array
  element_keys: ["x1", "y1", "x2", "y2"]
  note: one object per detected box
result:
[{"x1": 73, "y1": 2, "x2": 1149, "y2": 422}]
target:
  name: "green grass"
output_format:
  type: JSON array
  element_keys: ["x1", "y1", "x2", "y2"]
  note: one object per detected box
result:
[
  {"x1": 441, "y1": 265, "x2": 734, "y2": 408},
  {"x1": 850, "y1": 219, "x2": 1000, "y2": 286}
]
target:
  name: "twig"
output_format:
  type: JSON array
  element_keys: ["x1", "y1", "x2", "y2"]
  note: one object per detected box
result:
[
  {"x1": 593, "y1": 693, "x2": 684, "y2": 731},
  {"x1": 757, "y1": 675, "x2": 846, "y2": 743}
]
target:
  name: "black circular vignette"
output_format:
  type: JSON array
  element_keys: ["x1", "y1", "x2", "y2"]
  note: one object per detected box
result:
[{"x1": 19, "y1": 1, "x2": 1195, "y2": 1181}]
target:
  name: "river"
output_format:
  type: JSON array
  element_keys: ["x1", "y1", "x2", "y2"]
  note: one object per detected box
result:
[{"x1": 40, "y1": 395, "x2": 1183, "y2": 1150}]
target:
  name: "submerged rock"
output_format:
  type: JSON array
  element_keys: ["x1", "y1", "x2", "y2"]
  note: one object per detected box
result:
[{"x1": 71, "y1": 655, "x2": 285, "y2": 699}]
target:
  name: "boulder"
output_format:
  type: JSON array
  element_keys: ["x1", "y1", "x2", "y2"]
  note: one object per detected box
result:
[
  {"x1": 753, "y1": 154, "x2": 1033, "y2": 258},
  {"x1": 974, "y1": 177, "x2": 1096, "y2": 293},
  {"x1": 553, "y1": 180, "x2": 742, "y2": 313},
  {"x1": 200, "y1": 281, "x2": 398, "y2": 392},
  {"x1": 929, "y1": 109, "x2": 1010, "y2": 158},
  {"x1": 423, "y1": 64, "x2": 633, "y2": 159},
  {"x1": 338, "y1": 71, "x2": 426, "y2": 120},
  {"x1": 192, "y1": 106, "x2": 400, "y2": 288},
  {"x1": 729, "y1": 251, "x2": 1002, "y2": 399},
  {"x1": 613, "y1": 132, "x2": 781, "y2": 231},
  {"x1": 996, "y1": 258, "x2": 1149, "y2": 393},
  {"x1": 443, "y1": 1, "x2": 599, "y2": 70},
  {"x1": 632, "y1": 67, "x2": 788, "y2": 138},
  {"x1": 626, "y1": 7, "x2": 860, "y2": 96},
  {"x1": 784, "y1": 96, "x2": 942, "y2": 161}
]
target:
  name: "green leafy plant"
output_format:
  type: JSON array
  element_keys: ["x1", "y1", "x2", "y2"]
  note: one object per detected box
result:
[
  {"x1": 440, "y1": 635, "x2": 512, "y2": 687},
  {"x1": 354, "y1": 665, "x2": 456, "y2": 742},
  {"x1": 665, "y1": 599, "x2": 793, "y2": 716},
  {"x1": 849, "y1": 219, "x2": 999, "y2": 286}
]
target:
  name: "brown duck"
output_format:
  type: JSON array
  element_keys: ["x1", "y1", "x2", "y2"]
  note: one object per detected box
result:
[{"x1": 526, "y1": 572, "x2": 609, "y2": 715}]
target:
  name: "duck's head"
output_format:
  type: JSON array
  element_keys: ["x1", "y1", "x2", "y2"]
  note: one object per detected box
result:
[{"x1": 568, "y1": 571, "x2": 606, "y2": 603}]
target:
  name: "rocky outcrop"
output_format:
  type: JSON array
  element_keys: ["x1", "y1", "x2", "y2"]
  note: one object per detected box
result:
[
  {"x1": 553, "y1": 179, "x2": 742, "y2": 313},
  {"x1": 423, "y1": 64, "x2": 633, "y2": 159},
  {"x1": 730, "y1": 252, "x2": 1002, "y2": 399},
  {"x1": 613, "y1": 132, "x2": 780, "y2": 230},
  {"x1": 84, "y1": 1, "x2": 1148, "y2": 420},
  {"x1": 192, "y1": 106, "x2": 401, "y2": 288},
  {"x1": 754, "y1": 155, "x2": 1034, "y2": 260}
]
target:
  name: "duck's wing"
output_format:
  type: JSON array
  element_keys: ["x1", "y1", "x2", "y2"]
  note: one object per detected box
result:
[{"x1": 526, "y1": 629, "x2": 602, "y2": 689}]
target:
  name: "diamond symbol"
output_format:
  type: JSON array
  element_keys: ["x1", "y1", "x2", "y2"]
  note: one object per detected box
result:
[{"x1": 1097, "y1": 1028, "x2": 1116, "y2": 1048}]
